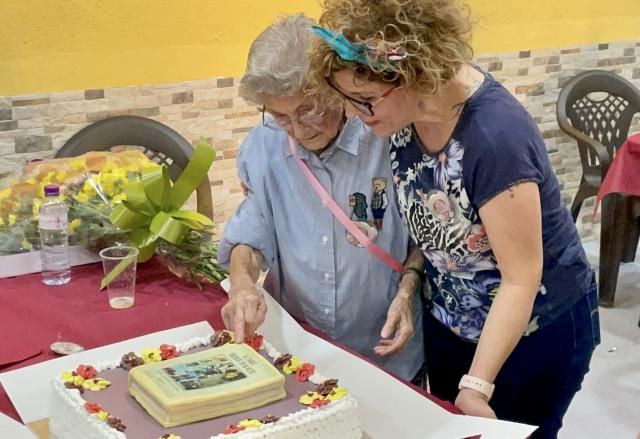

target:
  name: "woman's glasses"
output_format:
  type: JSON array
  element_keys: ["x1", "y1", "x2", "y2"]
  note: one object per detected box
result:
[
  {"x1": 327, "y1": 81, "x2": 397, "y2": 117},
  {"x1": 260, "y1": 106, "x2": 325, "y2": 130}
]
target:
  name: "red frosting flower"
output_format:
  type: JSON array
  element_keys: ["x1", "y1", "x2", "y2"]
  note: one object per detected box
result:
[
  {"x1": 243, "y1": 334, "x2": 264, "y2": 351},
  {"x1": 76, "y1": 365, "x2": 97, "y2": 379},
  {"x1": 84, "y1": 402, "x2": 102, "y2": 414},
  {"x1": 310, "y1": 398, "x2": 330, "y2": 409},
  {"x1": 295, "y1": 363, "x2": 316, "y2": 382},
  {"x1": 159, "y1": 344, "x2": 179, "y2": 360},
  {"x1": 223, "y1": 424, "x2": 246, "y2": 434}
]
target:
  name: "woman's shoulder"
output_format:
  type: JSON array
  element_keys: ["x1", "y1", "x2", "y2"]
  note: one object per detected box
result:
[
  {"x1": 458, "y1": 75, "x2": 546, "y2": 159},
  {"x1": 236, "y1": 124, "x2": 289, "y2": 188},
  {"x1": 239, "y1": 124, "x2": 288, "y2": 159}
]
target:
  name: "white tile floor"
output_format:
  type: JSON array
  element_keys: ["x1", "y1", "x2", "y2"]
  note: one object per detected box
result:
[{"x1": 561, "y1": 240, "x2": 640, "y2": 439}]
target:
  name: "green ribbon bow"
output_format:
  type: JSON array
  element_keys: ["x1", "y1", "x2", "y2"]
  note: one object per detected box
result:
[{"x1": 100, "y1": 138, "x2": 215, "y2": 289}]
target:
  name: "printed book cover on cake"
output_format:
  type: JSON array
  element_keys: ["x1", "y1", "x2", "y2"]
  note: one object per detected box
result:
[{"x1": 130, "y1": 343, "x2": 285, "y2": 403}]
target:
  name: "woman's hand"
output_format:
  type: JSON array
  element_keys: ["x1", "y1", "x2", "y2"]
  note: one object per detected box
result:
[
  {"x1": 455, "y1": 388, "x2": 497, "y2": 419},
  {"x1": 221, "y1": 283, "x2": 267, "y2": 342},
  {"x1": 374, "y1": 285, "x2": 415, "y2": 357}
]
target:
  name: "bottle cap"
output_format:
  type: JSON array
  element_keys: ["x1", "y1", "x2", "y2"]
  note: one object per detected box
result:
[{"x1": 44, "y1": 184, "x2": 60, "y2": 197}]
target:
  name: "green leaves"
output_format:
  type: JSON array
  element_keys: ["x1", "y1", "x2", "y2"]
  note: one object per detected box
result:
[{"x1": 101, "y1": 138, "x2": 216, "y2": 289}]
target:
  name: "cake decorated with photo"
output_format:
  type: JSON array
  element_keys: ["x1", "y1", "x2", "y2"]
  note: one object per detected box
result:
[{"x1": 49, "y1": 330, "x2": 361, "y2": 439}]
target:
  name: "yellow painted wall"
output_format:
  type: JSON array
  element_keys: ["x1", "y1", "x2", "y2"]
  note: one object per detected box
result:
[{"x1": 1, "y1": 0, "x2": 639, "y2": 96}]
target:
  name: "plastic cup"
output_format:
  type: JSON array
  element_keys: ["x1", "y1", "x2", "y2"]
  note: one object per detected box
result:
[{"x1": 99, "y1": 246, "x2": 139, "y2": 309}]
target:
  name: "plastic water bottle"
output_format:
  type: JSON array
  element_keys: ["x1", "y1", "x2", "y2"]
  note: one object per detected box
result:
[{"x1": 39, "y1": 184, "x2": 71, "y2": 285}]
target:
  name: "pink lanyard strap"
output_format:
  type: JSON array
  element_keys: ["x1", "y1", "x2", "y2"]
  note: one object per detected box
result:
[{"x1": 288, "y1": 136, "x2": 404, "y2": 273}]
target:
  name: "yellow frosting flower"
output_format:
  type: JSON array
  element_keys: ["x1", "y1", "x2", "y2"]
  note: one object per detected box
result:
[
  {"x1": 21, "y1": 239, "x2": 33, "y2": 250},
  {"x1": 141, "y1": 348, "x2": 163, "y2": 364},
  {"x1": 68, "y1": 218, "x2": 82, "y2": 234},
  {"x1": 282, "y1": 357, "x2": 304, "y2": 375},
  {"x1": 325, "y1": 386, "x2": 347, "y2": 401},
  {"x1": 95, "y1": 410, "x2": 110, "y2": 421},
  {"x1": 237, "y1": 419, "x2": 263, "y2": 429},
  {"x1": 82, "y1": 378, "x2": 111, "y2": 391},
  {"x1": 8, "y1": 214, "x2": 16, "y2": 226},
  {"x1": 61, "y1": 371, "x2": 85, "y2": 386},
  {"x1": 299, "y1": 392, "x2": 322, "y2": 405}
]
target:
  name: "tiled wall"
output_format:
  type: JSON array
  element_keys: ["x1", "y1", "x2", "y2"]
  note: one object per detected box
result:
[
  {"x1": 1, "y1": 40, "x2": 639, "y2": 239},
  {"x1": 0, "y1": 78, "x2": 260, "y2": 228},
  {"x1": 474, "y1": 41, "x2": 640, "y2": 239}
]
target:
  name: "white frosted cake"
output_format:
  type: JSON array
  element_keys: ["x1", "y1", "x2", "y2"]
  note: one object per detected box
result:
[{"x1": 49, "y1": 330, "x2": 361, "y2": 439}]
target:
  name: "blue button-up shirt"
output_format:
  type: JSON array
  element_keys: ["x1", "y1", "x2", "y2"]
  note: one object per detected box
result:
[{"x1": 218, "y1": 118, "x2": 424, "y2": 380}]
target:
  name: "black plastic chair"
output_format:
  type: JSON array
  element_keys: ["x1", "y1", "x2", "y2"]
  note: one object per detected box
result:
[
  {"x1": 557, "y1": 70, "x2": 640, "y2": 307},
  {"x1": 56, "y1": 116, "x2": 213, "y2": 219}
]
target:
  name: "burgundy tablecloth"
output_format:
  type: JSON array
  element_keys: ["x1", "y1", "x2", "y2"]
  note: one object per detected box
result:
[
  {"x1": 596, "y1": 132, "x2": 640, "y2": 212},
  {"x1": 0, "y1": 258, "x2": 456, "y2": 422}
]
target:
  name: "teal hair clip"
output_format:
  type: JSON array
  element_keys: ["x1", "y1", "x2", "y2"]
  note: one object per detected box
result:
[
  {"x1": 312, "y1": 26, "x2": 374, "y2": 66},
  {"x1": 312, "y1": 25, "x2": 407, "y2": 69}
]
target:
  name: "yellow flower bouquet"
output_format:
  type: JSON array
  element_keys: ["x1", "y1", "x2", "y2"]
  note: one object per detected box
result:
[{"x1": 0, "y1": 141, "x2": 226, "y2": 287}]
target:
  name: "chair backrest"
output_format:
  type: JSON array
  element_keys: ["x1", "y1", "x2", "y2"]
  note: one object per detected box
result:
[
  {"x1": 56, "y1": 116, "x2": 213, "y2": 219},
  {"x1": 557, "y1": 70, "x2": 640, "y2": 174}
]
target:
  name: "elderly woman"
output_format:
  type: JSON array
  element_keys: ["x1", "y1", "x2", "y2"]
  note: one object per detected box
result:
[
  {"x1": 217, "y1": 14, "x2": 425, "y2": 382},
  {"x1": 308, "y1": 0, "x2": 600, "y2": 437}
]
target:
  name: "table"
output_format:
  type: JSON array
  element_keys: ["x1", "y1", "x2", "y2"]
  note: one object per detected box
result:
[
  {"x1": 0, "y1": 258, "x2": 456, "y2": 425},
  {"x1": 595, "y1": 133, "x2": 640, "y2": 308}
]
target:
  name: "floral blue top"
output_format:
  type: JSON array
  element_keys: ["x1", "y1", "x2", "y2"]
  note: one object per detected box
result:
[{"x1": 389, "y1": 69, "x2": 592, "y2": 342}]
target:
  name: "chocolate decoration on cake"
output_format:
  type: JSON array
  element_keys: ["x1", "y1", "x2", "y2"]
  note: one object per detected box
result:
[
  {"x1": 106, "y1": 416, "x2": 126, "y2": 432},
  {"x1": 317, "y1": 379, "x2": 339, "y2": 397},
  {"x1": 260, "y1": 414, "x2": 280, "y2": 424},
  {"x1": 211, "y1": 330, "x2": 232, "y2": 347},
  {"x1": 120, "y1": 352, "x2": 145, "y2": 370},
  {"x1": 64, "y1": 381, "x2": 84, "y2": 394},
  {"x1": 273, "y1": 353, "x2": 292, "y2": 370}
]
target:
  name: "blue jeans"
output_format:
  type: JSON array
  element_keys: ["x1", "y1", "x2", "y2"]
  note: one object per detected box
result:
[{"x1": 423, "y1": 277, "x2": 600, "y2": 439}]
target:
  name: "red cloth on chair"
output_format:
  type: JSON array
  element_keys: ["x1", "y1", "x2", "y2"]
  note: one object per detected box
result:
[{"x1": 596, "y1": 133, "x2": 640, "y2": 212}]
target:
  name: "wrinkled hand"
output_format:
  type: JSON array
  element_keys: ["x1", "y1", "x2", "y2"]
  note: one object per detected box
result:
[
  {"x1": 221, "y1": 283, "x2": 267, "y2": 342},
  {"x1": 374, "y1": 293, "x2": 414, "y2": 357},
  {"x1": 455, "y1": 388, "x2": 497, "y2": 419}
]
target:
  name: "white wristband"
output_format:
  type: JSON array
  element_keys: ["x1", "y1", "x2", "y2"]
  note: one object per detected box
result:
[{"x1": 458, "y1": 374, "x2": 495, "y2": 401}]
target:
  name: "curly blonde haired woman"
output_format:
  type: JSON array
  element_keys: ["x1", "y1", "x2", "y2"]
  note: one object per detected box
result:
[{"x1": 308, "y1": 1, "x2": 599, "y2": 437}]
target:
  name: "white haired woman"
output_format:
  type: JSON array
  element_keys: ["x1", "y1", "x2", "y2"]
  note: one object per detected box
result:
[{"x1": 217, "y1": 14, "x2": 425, "y2": 383}]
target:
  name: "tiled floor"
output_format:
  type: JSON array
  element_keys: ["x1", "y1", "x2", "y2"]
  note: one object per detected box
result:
[{"x1": 561, "y1": 240, "x2": 640, "y2": 439}]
